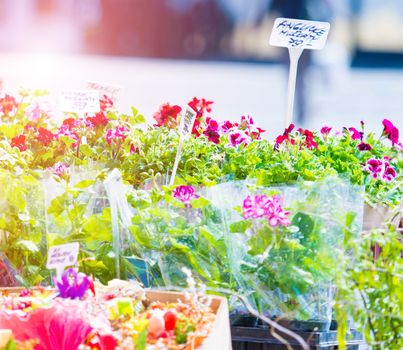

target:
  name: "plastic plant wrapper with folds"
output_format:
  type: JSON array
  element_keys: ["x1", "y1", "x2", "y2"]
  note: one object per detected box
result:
[
  {"x1": 123, "y1": 179, "x2": 231, "y2": 291},
  {"x1": 0, "y1": 169, "x2": 48, "y2": 286},
  {"x1": 203, "y1": 177, "x2": 363, "y2": 330}
]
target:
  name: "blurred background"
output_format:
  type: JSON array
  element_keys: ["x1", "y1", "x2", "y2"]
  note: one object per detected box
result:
[{"x1": 0, "y1": 0, "x2": 402, "y2": 136}]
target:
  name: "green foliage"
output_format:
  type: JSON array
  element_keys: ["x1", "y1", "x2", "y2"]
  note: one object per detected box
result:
[{"x1": 335, "y1": 214, "x2": 403, "y2": 350}]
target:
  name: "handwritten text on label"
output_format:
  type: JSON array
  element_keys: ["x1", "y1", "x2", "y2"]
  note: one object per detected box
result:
[
  {"x1": 270, "y1": 18, "x2": 330, "y2": 50},
  {"x1": 59, "y1": 90, "x2": 100, "y2": 113},
  {"x1": 46, "y1": 242, "x2": 79, "y2": 270},
  {"x1": 87, "y1": 81, "x2": 122, "y2": 104}
]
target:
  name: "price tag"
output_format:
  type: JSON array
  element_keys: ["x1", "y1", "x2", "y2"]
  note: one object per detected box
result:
[
  {"x1": 87, "y1": 80, "x2": 122, "y2": 104},
  {"x1": 169, "y1": 108, "x2": 197, "y2": 186},
  {"x1": 270, "y1": 18, "x2": 330, "y2": 50},
  {"x1": 59, "y1": 90, "x2": 100, "y2": 114},
  {"x1": 179, "y1": 108, "x2": 197, "y2": 139},
  {"x1": 46, "y1": 242, "x2": 79, "y2": 279},
  {"x1": 270, "y1": 18, "x2": 330, "y2": 127}
]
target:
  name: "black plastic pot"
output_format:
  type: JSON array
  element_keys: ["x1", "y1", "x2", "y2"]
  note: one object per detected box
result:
[{"x1": 231, "y1": 326, "x2": 364, "y2": 350}]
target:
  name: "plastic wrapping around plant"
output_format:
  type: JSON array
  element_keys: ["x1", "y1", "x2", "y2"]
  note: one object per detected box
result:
[
  {"x1": 0, "y1": 169, "x2": 48, "y2": 286},
  {"x1": 42, "y1": 165, "x2": 121, "y2": 284},
  {"x1": 125, "y1": 180, "x2": 231, "y2": 290},
  {"x1": 203, "y1": 177, "x2": 363, "y2": 331}
]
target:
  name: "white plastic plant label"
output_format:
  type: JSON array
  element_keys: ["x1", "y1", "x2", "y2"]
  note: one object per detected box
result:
[
  {"x1": 59, "y1": 90, "x2": 100, "y2": 113},
  {"x1": 46, "y1": 242, "x2": 79, "y2": 279},
  {"x1": 270, "y1": 18, "x2": 330, "y2": 50},
  {"x1": 87, "y1": 80, "x2": 122, "y2": 104},
  {"x1": 179, "y1": 108, "x2": 197, "y2": 140}
]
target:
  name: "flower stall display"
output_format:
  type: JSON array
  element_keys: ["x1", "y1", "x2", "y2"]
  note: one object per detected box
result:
[
  {"x1": 0, "y1": 269, "x2": 231, "y2": 350},
  {"x1": 0, "y1": 89, "x2": 401, "y2": 349}
]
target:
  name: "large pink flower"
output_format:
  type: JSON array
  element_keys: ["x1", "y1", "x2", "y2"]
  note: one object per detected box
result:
[
  {"x1": 382, "y1": 119, "x2": 399, "y2": 145},
  {"x1": 173, "y1": 185, "x2": 200, "y2": 207},
  {"x1": 264, "y1": 195, "x2": 291, "y2": 227},
  {"x1": 242, "y1": 194, "x2": 272, "y2": 219}
]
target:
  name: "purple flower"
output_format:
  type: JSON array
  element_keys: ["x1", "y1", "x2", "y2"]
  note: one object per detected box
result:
[
  {"x1": 357, "y1": 142, "x2": 372, "y2": 151},
  {"x1": 320, "y1": 126, "x2": 332, "y2": 135},
  {"x1": 228, "y1": 130, "x2": 250, "y2": 147},
  {"x1": 49, "y1": 162, "x2": 70, "y2": 178},
  {"x1": 203, "y1": 118, "x2": 221, "y2": 144},
  {"x1": 363, "y1": 157, "x2": 397, "y2": 182},
  {"x1": 348, "y1": 127, "x2": 363, "y2": 140},
  {"x1": 242, "y1": 194, "x2": 290, "y2": 227},
  {"x1": 173, "y1": 185, "x2": 199, "y2": 207},
  {"x1": 55, "y1": 268, "x2": 91, "y2": 300},
  {"x1": 220, "y1": 120, "x2": 237, "y2": 134}
]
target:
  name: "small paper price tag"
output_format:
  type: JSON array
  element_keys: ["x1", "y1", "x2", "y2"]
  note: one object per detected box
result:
[
  {"x1": 270, "y1": 18, "x2": 330, "y2": 50},
  {"x1": 46, "y1": 242, "x2": 79, "y2": 278},
  {"x1": 59, "y1": 90, "x2": 100, "y2": 114},
  {"x1": 179, "y1": 108, "x2": 197, "y2": 139},
  {"x1": 87, "y1": 80, "x2": 122, "y2": 104}
]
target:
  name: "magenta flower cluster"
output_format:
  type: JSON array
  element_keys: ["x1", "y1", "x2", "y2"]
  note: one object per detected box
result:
[
  {"x1": 364, "y1": 157, "x2": 397, "y2": 182},
  {"x1": 105, "y1": 125, "x2": 129, "y2": 145},
  {"x1": 202, "y1": 114, "x2": 265, "y2": 147},
  {"x1": 242, "y1": 194, "x2": 290, "y2": 227},
  {"x1": 173, "y1": 185, "x2": 200, "y2": 208}
]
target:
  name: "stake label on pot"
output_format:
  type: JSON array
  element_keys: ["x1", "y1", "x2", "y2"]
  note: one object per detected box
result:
[
  {"x1": 87, "y1": 80, "x2": 122, "y2": 105},
  {"x1": 179, "y1": 108, "x2": 197, "y2": 139},
  {"x1": 59, "y1": 90, "x2": 100, "y2": 113},
  {"x1": 47, "y1": 242, "x2": 79, "y2": 273},
  {"x1": 270, "y1": 18, "x2": 330, "y2": 50}
]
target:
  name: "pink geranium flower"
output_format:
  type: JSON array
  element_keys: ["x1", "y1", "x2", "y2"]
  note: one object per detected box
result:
[
  {"x1": 242, "y1": 194, "x2": 290, "y2": 227},
  {"x1": 382, "y1": 119, "x2": 399, "y2": 145},
  {"x1": 363, "y1": 157, "x2": 397, "y2": 182},
  {"x1": 228, "y1": 130, "x2": 250, "y2": 147},
  {"x1": 105, "y1": 125, "x2": 128, "y2": 145},
  {"x1": 265, "y1": 195, "x2": 291, "y2": 227},
  {"x1": 173, "y1": 185, "x2": 200, "y2": 208},
  {"x1": 49, "y1": 162, "x2": 70, "y2": 178},
  {"x1": 242, "y1": 194, "x2": 272, "y2": 219}
]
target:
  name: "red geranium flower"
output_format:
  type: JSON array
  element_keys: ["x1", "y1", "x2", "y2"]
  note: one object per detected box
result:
[
  {"x1": 86, "y1": 112, "x2": 109, "y2": 128},
  {"x1": 153, "y1": 103, "x2": 182, "y2": 128},
  {"x1": 275, "y1": 123, "x2": 295, "y2": 147},
  {"x1": 36, "y1": 127, "x2": 54, "y2": 146},
  {"x1": 99, "y1": 94, "x2": 114, "y2": 112},
  {"x1": 11, "y1": 134, "x2": 27, "y2": 151},
  {"x1": 0, "y1": 94, "x2": 18, "y2": 117}
]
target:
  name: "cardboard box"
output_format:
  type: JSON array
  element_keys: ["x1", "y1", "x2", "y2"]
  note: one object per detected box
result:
[
  {"x1": 0, "y1": 288, "x2": 232, "y2": 350},
  {"x1": 146, "y1": 291, "x2": 232, "y2": 350}
]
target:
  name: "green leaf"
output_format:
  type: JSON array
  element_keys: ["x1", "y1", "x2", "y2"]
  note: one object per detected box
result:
[
  {"x1": 230, "y1": 220, "x2": 251, "y2": 233},
  {"x1": 189, "y1": 196, "x2": 210, "y2": 209},
  {"x1": 16, "y1": 240, "x2": 39, "y2": 253},
  {"x1": 3, "y1": 338, "x2": 17, "y2": 350},
  {"x1": 291, "y1": 212, "x2": 314, "y2": 236},
  {"x1": 136, "y1": 327, "x2": 147, "y2": 350},
  {"x1": 74, "y1": 179, "x2": 95, "y2": 189}
]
